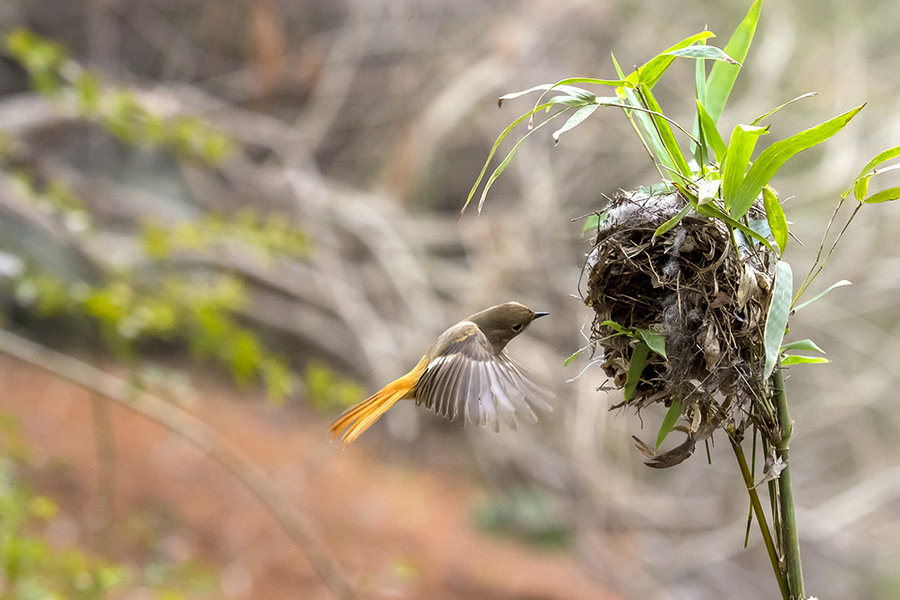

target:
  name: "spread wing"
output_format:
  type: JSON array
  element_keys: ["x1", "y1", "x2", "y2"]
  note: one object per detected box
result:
[{"x1": 412, "y1": 323, "x2": 552, "y2": 431}]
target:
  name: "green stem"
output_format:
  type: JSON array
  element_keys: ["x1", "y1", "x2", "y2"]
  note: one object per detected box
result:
[
  {"x1": 730, "y1": 433, "x2": 789, "y2": 600},
  {"x1": 773, "y1": 365, "x2": 805, "y2": 599}
]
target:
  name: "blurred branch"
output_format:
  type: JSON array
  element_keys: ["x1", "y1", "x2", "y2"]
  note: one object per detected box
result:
[{"x1": 0, "y1": 327, "x2": 356, "y2": 600}]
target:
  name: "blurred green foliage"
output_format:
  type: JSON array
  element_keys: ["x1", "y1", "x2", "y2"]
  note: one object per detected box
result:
[
  {"x1": 0, "y1": 418, "x2": 215, "y2": 600},
  {"x1": 4, "y1": 29, "x2": 232, "y2": 164}
]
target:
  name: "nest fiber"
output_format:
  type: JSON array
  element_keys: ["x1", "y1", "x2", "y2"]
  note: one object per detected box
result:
[{"x1": 583, "y1": 190, "x2": 776, "y2": 467}]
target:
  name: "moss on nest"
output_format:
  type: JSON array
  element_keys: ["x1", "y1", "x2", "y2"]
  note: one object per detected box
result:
[{"x1": 583, "y1": 190, "x2": 777, "y2": 467}]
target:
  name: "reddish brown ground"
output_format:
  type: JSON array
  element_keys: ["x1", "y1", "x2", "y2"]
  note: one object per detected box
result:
[{"x1": 0, "y1": 354, "x2": 619, "y2": 600}]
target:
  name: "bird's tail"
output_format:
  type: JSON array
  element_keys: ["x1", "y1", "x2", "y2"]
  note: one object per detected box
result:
[{"x1": 329, "y1": 357, "x2": 426, "y2": 445}]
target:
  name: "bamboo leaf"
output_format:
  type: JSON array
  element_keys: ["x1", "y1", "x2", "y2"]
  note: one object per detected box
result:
[
  {"x1": 722, "y1": 123, "x2": 769, "y2": 211},
  {"x1": 462, "y1": 101, "x2": 556, "y2": 216},
  {"x1": 600, "y1": 319, "x2": 630, "y2": 335},
  {"x1": 792, "y1": 279, "x2": 851, "y2": 311},
  {"x1": 665, "y1": 45, "x2": 740, "y2": 64},
  {"x1": 763, "y1": 186, "x2": 788, "y2": 255},
  {"x1": 637, "y1": 328, "x2": 667, "y2": 358},
  {"x1": 751, "y1": 92, "x2": 817, "y2": 126},
  {"x1": 843, "y1": 144, "x2": 900, "y2": 201},
  {"x1": 638, "y1": 84, "x2": 692, "y2": 178},
  {"x1": 703, "y1": 0, "x2": 761, "y2": 124},
  {"x1": 696, "y1": 99, "x2": 728, "y2": 161},
  {"x1": 624, "y1": 341, "x2": 650, "y2": 403},
  {"x1": 475, "y1": 108, "x2": 570, "y2": 212},
  {"x1": 863, "y1": 185, "x2": 900, "y2": 204},
  {"x1": 552, "y1": 103, "x2": 600, "y2": 143},
  {"x1": 654, "y1": 202, "x2": 692, "y2": 237},
  {"x1": 656, "y1": 397, "x2": 684, "y2": 448},
  {"x1": 698, "y1": 178, "x2": 721, "y2": 205},
  {"x1": 730, "y1": 104, "x2": 865, "y2": 219},
  {"x1": 764, "y1": 260, "x2": 793, "y2": 378},
  {"x1": 781, "y1": 339, "x2": 826, "y2": 353},
  {"x1": 780, "y1": 355, "x2": 829, "y2": 367},
  {"x1": 629, "y1": 31, "x2": 716, "y2": 88}
]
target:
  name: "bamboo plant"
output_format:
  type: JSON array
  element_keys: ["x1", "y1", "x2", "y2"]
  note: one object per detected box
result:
[{"x1": 465, "y1": 2, "x2": 900, "y2": 598}]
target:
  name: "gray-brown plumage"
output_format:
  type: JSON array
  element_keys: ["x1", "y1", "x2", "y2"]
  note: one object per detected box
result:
[{"x1": 330, "y1": 302, "x2": 551, "y2": 444}]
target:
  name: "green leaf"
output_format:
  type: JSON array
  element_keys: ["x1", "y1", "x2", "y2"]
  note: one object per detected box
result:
[
  {"x1": 461, "y1": 101, "x2": 559, "y2": 216},
  {"x1": 629, "y1": 31, "x2": 716, "y2": 88},
  {"x1": 623, "y1": 341, "x2": 650, "y2": 403},
  {"x1": 696, "y1": 99, "x2": 728, "y2": 161},
  {"x1": 656, "y1": 397, "x2": 684, "y2": 448},
  {"x1": 762, "y1": 186, "x2": 788, "y2": 256},
  {"x1": 665, "y1": 45, "x2": 740, "y2": 64},
  {"x1": 864, "y1": 185, "x2": 900, "y2": 204},
  {"x1": 564, "y1": 345, "x2": 588, "y2": 366},
  {"x1": 722, "y1": 123, "x2": 769, "y2": 211},
  {"x1": 764, "y1": 260, "x2": 793, "y2": 378},
  {"x1": 698, "y1": 178, "x2": 721, "y2": 205},
  {"x1": 637, "y1": 328, "x2": 667, "y2": 358},
  {"x1": 780, "y1": 355, "x2": 829, "y2": 367},
  {"x1": 751, "y1": 92, "x2": 817, "y2": 126},
  {"x1": 474, "y1": 108, "x2": 571, "y2": 212},
  {"x1": 843, "y1": 144, "x2": 900, "y2": 201},
  {"x1": 552, "y1": 103, "x2": 600, "y2": 143},
  {"x1": 730, "y1": 104, "x2": 866, "y2": 219},
  {"x1": 654, "y1": 202, "x2": 692, "y2": 237},
  {"x1": 637, "y1": 84, "x2": 692, "y2": 178},
  {"x1": 792, "y1": 279, "x2": 851, "y2": 311},
  {"x1": 703, "y1": 0, "x2": 761, "y2": 124},
  {"x1": 600, "y1": 319, "x2": 630, "y2": 335},
  {"x1": 694, "y1": 198, "x2": 777, "y2": 254},
  {"x1": 781, "y1": 339, "x2": 826, "y2": 353}
]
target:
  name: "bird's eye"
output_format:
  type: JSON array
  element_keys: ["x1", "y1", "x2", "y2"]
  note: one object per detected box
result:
[{"x1": 512, "y1": 323, "x2": 524, "y2": 332}]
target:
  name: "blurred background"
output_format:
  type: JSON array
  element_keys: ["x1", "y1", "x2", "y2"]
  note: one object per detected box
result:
[{"x1": 1, "y1": 1, "x2": 899, "y2": 599}]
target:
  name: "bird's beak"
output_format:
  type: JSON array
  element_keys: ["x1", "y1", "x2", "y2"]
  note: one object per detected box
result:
[{"x1": 533, "y1": 311, "x2": 549, "y2": 319}]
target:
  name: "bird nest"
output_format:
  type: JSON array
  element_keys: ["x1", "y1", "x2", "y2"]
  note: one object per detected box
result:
[{"x1": 582, "y1": 190, "x2": 777, "y2": 467}]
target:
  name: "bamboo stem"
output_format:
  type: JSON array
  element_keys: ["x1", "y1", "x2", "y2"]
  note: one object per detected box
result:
[
  {"x1": 730, "y1": 433, "x2": 789, "y2": 600},
  {"x1": 773, "y1": 366, "x2": 805, "y2": 599}
]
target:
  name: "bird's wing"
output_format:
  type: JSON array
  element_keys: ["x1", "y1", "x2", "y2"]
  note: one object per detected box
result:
[{"x1": 413, "y1": 322, "x2": 552, "y2": 431}]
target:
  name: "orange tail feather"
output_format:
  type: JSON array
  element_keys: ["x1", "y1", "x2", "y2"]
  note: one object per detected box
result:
[{"x1": 330, "y1": 358, "x2": 426, "y2": 445}]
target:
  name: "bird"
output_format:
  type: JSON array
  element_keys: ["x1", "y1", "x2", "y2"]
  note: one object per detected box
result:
[{"x1": 330, "y1": 301, "x2": 552, "y2": 445}]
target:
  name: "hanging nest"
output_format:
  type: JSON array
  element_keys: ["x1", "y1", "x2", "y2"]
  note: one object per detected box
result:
[{"x1": 582, "y1": 190, "x2": 778, "y2": 467}]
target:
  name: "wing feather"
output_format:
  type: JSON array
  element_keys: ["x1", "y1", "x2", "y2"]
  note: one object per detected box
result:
[{"x1": 413, "y1": 322, "x2": 551, "y2": 431}]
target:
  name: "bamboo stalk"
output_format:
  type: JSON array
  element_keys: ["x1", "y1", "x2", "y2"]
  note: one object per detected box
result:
[{"x1": 773, "y1": 366, "x2": 805, "y2": 599}]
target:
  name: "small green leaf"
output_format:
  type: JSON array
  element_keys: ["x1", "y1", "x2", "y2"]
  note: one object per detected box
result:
[
  {"x1": 696, "y1": 100, "x2": 728, "y2": 161},
  {"x1": 552, "y1": 103, "x2": 600, "y2": 143},
  {"x1": 665, "y1": 45, "x2": 740, "y2": 64},
  {"x1": 703, "y1": 0, "x2": 760, "y2": 124},
  {"x1": 461, "y1": 101, "x2": 560, "y2": 216},
  {"x1": 656, "y1": 397, "x2": 684, "y2": 448},
  {"x1": 698, "y1": 178, "x2": 721, "y2": 205},
  {"x1": 780, "y1": 355, "x2": 829, "y2": 367},
  {"x1": 624, "y1": 341, "x2": 650, "y2": 403},
  {"x1": 781, "y1": 339, "x2": 826, "y2": 353},
  {"x1": 637, "y1": 84, "x2": 692, "y2": 178},
  {"x1": 792, "y1": 279, "x2": 851, "y2": 311},
  {"x1": 722, "y1": 123, "x2": 769, "y2": 212},
  {"x1": 629, "y1": 31, "x2": 716, "y2": 88},
  {"x1": 600, "y1": 319, "x2": 630, "y2": 335},
  {"x1": 750, "y1": 92, "x2": 817, "y2": 126},
  {"x1": 730, "y1": 104, "x2": 865, "y2": 219},
  {"x1": 764, "y1": 260, "x2": 793, "y2": 378},
  {"x1": 564, "y1": 346, "x2": 588, "y2": 366},
  {"x1": 762, "y1": 186, "x2": 788, "y2": 255},
  {"x1": 654, "y1": 202, "x2": 692, "y2": 237},
  {"x1": 637, "y1": 328, "x2": 667, "y2": 358},
  {"x1": 863, "y1": 186, "x2": 900, "y2": 204},
  {"x1": 843, "y1": 144, "x2": 900, "y2": 201}
]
